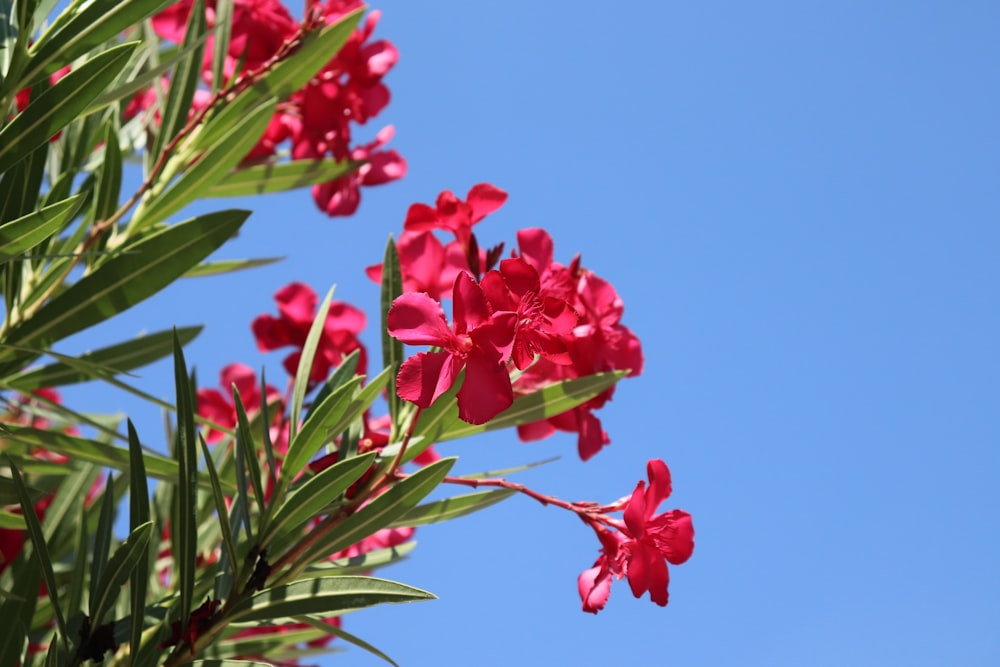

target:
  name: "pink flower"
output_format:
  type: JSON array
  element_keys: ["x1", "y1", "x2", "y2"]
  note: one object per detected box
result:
[
  {"x1": 196, "y1": 363, "x2": 286, "y2": 450},
  {"x1": 578, "y1": 460, "x2": 694, "y2": 613},
  {"x1": 508, "y1": 228, "x2": 644, "y2": 460},
  {"x1": 252, "y1": 282, "x2": 367, "y2": 385},
  {"x1": 311, "y1": 126, "x2": 406, "y2": 217},
  {"x1": 365, "y1": 229, "x2": 470, "y2": 301},
  {"x1": 403, "y1": 183, "x2": 508, "y2": 247},
  {"x1": 388, "y1": 272, "x2": 517, "y2": 424},
  {"x1": 481, "y1": 257, "x2": 578, "y2": 370}
]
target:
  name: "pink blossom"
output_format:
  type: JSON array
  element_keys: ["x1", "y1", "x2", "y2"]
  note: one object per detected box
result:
[
  {"x1": 388, "y1": 272, "x2": 517, "y2": 424},
  {"x1": 311, "y1": 126, "x2": 406, "y2": 217},
  {"x1": 404, "y1": 183, "x2": 508, "y2": 247},
  {"x1": 365, "y1": 229, "x2": 470, "y2": 301},
  {"x1": 578, "y1": 460, "x2": 694, "y2": 613},
  {"x1": 252, "y1": 282, "x2": 367, "y2": 385},
  {"x1": 196, "y1": 363, "x2": 286, "y2": 450}
]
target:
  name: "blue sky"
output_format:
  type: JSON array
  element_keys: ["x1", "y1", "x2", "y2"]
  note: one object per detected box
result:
[{"x1": 57, "y1": 1, "x2": 1000, "y2": 665}]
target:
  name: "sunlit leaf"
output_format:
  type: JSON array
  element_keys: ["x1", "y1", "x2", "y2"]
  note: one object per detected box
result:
[
  {"x1": 387, "y1": 489, "x2": 516, "y2": 528},
  {"x1": 263, "y1": 452, "x2": 377, "y2": 550},
  {"x1": 228, "y1": 576, "x2": 435, "y2": 624},
  {"x1": 0, "y1": 195, "x2": 85, "y2": 262},
  {"x1": 0, "y1": 209, "x2": 248, "y2": 368},
  {"x1": 418, "y1": 371, "x2": 627, "y2": 443},
  {"x1": 205, "y1": 159, "x2": 362, "y2": 198},
  {"x1": 0, "y1": 43, "x2": 137, "y2": 175},
  {"x1": 9, "y1": 326, "x2": 202, "y2": 390},
  {"x1": 89, "y1": 521, "x2": 152, "y2": 627}
]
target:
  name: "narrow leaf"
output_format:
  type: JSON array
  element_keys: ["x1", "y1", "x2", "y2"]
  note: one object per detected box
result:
[
  {"x1": 0, "y1": 209, "x2": 248, "y2": 364},
  {"x1": 183, "y1": 256, "x2": 282, "y2": 278},
  {"x1": 88, "y1": 473, "x2": 116, "y2": 614},
  {"x1": 0, "y1": 194, "x2": 85, "y2": 262},
  {"x1": 127, "y1": 420, "x2": 151, "y2": 661},
  {"x1": 5, "y1": 456, "x2": 69, "y2": 653},
  {"x1": 294, "y1": 615, "x2": 399, "y2": 667},
  {"x1": 228, "y1": 576, "x2": 435, "y2": 624},
  {"x1": 263, "y1": 452, "x2": 377, "y2": 549},
  {"x1": 27, "y1": 0, "x2": 174, "y2": 79},
  {"x1": 134, "y1": 99, "x2": 277, "y2": 226},
  {"x1": 419, "y1": 371, "x2": 627, "y2": 443},
  {"x1": 298, "y1": 458, "x2": 455, "y2": 566},
  {"x1": 282, "y1": 376, "x2": 363, "y2": 481},
  {"x1": 90, "y1": 521, "x2": 152, "y2": 627},
  {"x1": 205, "y1": 159, "x2": 362, "y2": 197},
  {"x1": 0, "y1": 554, "x2": 40, "y2": 667},
  {"x1": 387, "y1": 489, "x2": 517, "y2": 528},
  {"x1": 380, "y1": 236, "x2": 404, "y2": 429},
  {"x1": 172, "y1": 333, "x2": 198, "y2": 631},
  {"x1": 0, "y1": 43, "x2": 137, "y2": 175},
  {"x1": 288, "y1": 285, "x2": 335, "y2": 444},
  {"x1": 200, "y1": 435, "x2": 237, "y2": 585},
  {"x1": 9, "y1": 326, "x2": 203, "y2": 390},
  {"x1": 232, "y1": 386, "x2": 266, "y2": 526}
]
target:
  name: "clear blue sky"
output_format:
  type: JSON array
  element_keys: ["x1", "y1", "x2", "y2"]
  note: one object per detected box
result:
[{"x1": 60, "y1": 1, "x2": 999, "y2": 665}]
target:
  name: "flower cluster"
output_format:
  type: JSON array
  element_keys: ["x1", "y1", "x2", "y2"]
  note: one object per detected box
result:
[
  {"x1": 577, "y1": 459, "x2": 694, "y2": 613},
  {"x1": 382, "y1": 184, "x2": 643, "y2": 459},
  {"x1": 149, "y1": 0, "x2": 404, "y2": 216}
]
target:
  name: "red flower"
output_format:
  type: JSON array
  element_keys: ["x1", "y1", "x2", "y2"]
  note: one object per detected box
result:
[
  {"x1": 365, "y1": 229, "x2": 469, "y2": 302},
  {"x1": 508, "y1": 228, "x2": 644, "y2": 460},
  {"x1": 252, "y1": 282, "x2": 367, "y2": 385},
  {"x1": 578, "y1": 460, "x2": 694, "y2": 613},
  {"x1": 388, "y1": 272, "x2": 517, "y2": 424},
  {"x1": 196, "y1": 363, "x2": 287, "y2": 451},
  {"x1": 481, "y1": 257, "x2": 578, "y2": 370},
  {"x1": 403, "y1": 183, "x2": 508, "y2": 247},
  {"x1": 311, "y1": 125, "x2": 406, "y2": 217}
]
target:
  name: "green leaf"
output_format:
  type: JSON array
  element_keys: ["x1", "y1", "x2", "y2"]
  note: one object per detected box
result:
[
  {"x1": 0, "y1": 552, "x2": 40, "y2": 667},
  {"x1": 297, "y1": 458, "x2": 455, "y2": 567},
  {"x1": 211, "y1": 0, "x2": 233, "y2": 93},
  {"x1": 205, "y1": 159, "x2": 363, "y2": 198},
  {"x1": 294, "y1": 615, "x2": 399, "y2": 667},
  {"x1": 0, "y1": 194, "x2": 85, "y2": 262},
  {"x1": 150, "y1": 0, "x2": 206, "y2": 160},
  {"x1": 133, "y1": 99, "x2": 277, "y2": 226},
  {"x1": 288, "y1": 285, "x2": 335, "y2": 444},
  {"x1": 232, "y1": 386, "x2": 266, "y2": 528},
  {"x1": 308, "y1": 541, "x2": 417, "y2": 577},
  {"x1": 0, "y1": 425, "x2": 229, "y2": 491},
  {"x1": 89, "y1": 521, "x2": 152, "y2": 627},
  {"x1": 0, "y1": 475, "x2": 45, "y2": 504},
  {"x1": 419, "y1": 371, "x2": 628, "y2": 443},
  {"x1": 86, "y1": 33, "x2": 211, "y2": 114},
  {"x1": 302, "y1": 350, "x2": 360, "y2": 425},
  {"x1": 262, "y1": 452, "x2": 377, "y2": 550},
  {"x1": 380, "y1": 236, "x2": 404, "y2": 430},
  {"x1": 172, "y1": 333, "x2": 198, "y2": 632},
  {"x1": 387, "y1": 489, "x2": 517, "y2": 529},
  {"x1": 183, "y1": 256, "x2": 282, "y2": 278},
  {"x1": 5, "y1": 456, "x2": 69, "y2": 653},
  {"x1": 127, "y1": 420, "x2": 151, "y2": 662},
  {"x1": 93, "y1": 120, "x2": 122, "y2": 221},
  {"x1": 0, "y1": 43, "x2": 137, "y2": 175},
  {"x1": 0, "y1": 507, "x2": 27, "y2": 528},
  {"x1": 200, "y1": 435, "x2": 237, "y2": 589},
  {"x1": 228, "y1": 576, "x2": 435, "y2": 624},
  {"x1": 88, "y1": 474, "x2": 116, "y2": 616},
  {"x1": 26, "y1": 0, "x2": 174, "y2": 80},
  {"x1": 282, "y1": 376, "x2": 363, "y2": 481},
  {"x1": 9, "y1": 326, "x2": 202, "y2": 390},
  {"x1": 0, "y1": 209, "x2": 248, "y2": 365}
]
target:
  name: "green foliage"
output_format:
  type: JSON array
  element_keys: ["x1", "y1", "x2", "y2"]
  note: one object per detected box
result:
[{"x1": 0, "y1": 2, "x2": 640, "y2": 664}]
